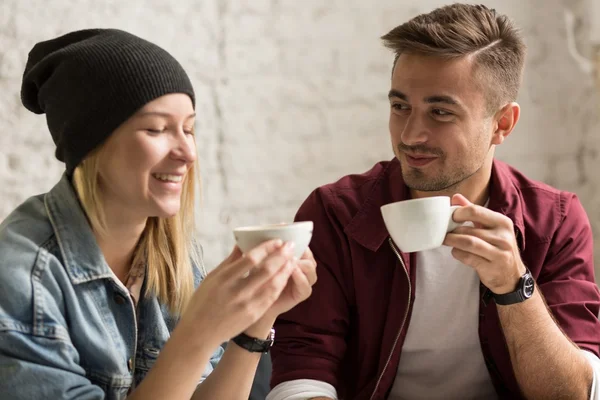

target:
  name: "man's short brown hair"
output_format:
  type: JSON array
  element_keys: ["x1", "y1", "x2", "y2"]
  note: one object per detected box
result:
[{"x1": 381, "y1": 3, "x2": 526, "y2": 113}]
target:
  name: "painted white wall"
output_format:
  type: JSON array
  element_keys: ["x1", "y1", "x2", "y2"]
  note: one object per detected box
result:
[{"x1": 1, "y1": 0, "x2": 599, "y2": 277}]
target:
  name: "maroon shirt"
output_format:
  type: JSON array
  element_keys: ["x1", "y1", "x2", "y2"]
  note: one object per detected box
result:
[{"x1": 271, "y1": 158, "x2": 600, "y2": 399}]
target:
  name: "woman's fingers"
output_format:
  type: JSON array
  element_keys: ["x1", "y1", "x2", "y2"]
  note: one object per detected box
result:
[
  {"x1": 300, "y1": 246, "x2": 314, "y2": 261},
  {"x1": 289, "y1": 266, "x2": 313, "y2": 302},
  {"x1": 219, "y1": 239, "x2": 284, "y2": 280},
  {"x1": 238, "y1": 242, "x2": 295, "y2": 293},
  {"x1": 240, "y1": 260, "x2": 296, "y2": 321},
  {"x1": 297, "y1": 259, "x2": 317, "y2": 286},
  {"x1": 197, "y1": 241, "x2": 314, "y2": 336}
]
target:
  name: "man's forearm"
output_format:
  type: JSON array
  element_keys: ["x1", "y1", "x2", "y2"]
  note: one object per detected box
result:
[{"x1": 497, "y1": 287, "x2": 592, "y2": 399}]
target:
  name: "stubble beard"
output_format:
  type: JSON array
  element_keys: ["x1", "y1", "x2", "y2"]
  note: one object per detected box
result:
[{"x1": 402, "y1": 162, "x2": 481, "y2": 192}]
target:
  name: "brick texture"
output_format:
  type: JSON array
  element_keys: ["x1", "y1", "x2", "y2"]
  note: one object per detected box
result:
[{"x1": 1, "y1": 0, "x2": 599, "y2": 278}]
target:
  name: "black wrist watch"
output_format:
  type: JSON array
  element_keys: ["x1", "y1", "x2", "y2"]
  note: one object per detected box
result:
[
  {"x1": 232, "y1": 328, "x2": 275, "y2": 353},
  {"x1": 492, "y1": 268, "x2": 535, "y2": 305}
]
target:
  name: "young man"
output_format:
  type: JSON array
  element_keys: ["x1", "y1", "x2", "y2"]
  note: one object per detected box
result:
[{"x1": 268, "y1": 4, "x2": 600, "y2": 400}]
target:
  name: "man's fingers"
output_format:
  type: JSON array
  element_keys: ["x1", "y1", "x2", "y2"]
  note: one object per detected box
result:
[
  {"x1": 452, "y1": 204, "x2": 507, "y2": 229},
  {"x1": 451, "y1": 193, "x2": 471, "y2": 207},
  {"x1": 450, "y1": 247, "x2": 489, "y2": 269},
  {"x1": 444, "y1": 232, "x2": 496, "y2": 262},
  {"x1": 450, "y1": 226, "x2": 515, "y2": 250}
]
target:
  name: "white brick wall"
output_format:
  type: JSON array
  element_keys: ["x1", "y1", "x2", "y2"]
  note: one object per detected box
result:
[{"x1": 1, "y1": 0, "x2": 599, "y2": 278}]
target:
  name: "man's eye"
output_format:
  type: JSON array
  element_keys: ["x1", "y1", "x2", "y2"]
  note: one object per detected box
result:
[
  {"x1": 432, "y1": 109, "x2": 452, "y2": 116},
  {"x1": 392, "y1": 103, "x2": 410, "y2": 111}
]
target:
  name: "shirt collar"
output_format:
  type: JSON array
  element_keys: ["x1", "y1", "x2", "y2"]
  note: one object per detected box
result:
[
  {"x1": 45, "y1": 173, "x2": 114, "y2": 284},
  {"x1": 344, "y1": 158, "x2": 526, "y2": 253}
]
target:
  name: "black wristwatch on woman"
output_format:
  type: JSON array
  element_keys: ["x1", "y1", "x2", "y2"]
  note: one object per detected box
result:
[{"x1": 232, "y1": 328, "x2": 275, "y2": 353}]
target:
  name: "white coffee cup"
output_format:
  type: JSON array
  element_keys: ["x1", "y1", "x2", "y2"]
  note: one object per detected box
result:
[
  {"x1": 233, "y1": 221, "x2": 313, "y2": 259},
  {"x1": 380, "y1": 196, "x2": 460, "y2": 253}
]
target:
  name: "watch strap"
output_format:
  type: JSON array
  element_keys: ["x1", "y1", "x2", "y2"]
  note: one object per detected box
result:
[
  {"x1": 492, "y1": 268, "x2": 534, "y2": 306},
  {"x1": 232, "y1": 328, "x2": 275, "y2": 353},
  {"x1": 493, "y1": 289, "x2": 527, "y2": 305}
]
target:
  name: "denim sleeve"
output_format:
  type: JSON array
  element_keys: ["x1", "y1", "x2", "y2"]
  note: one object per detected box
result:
[
  {"x1": 197, "y1": 343, "x2": 226, "y2": 383},
  {"x1": 0, "y1": 233, "x2": 106, "y2": 399},
  {"x1": 0, "y1": 325, "x2": 105, "y2": 399}
]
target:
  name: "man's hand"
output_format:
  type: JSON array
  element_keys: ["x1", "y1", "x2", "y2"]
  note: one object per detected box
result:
[
  {"x1": 442, "y1": 193, "x2": 526, "y2": 294},
  {"x1": 442, "y1": 193, "x2": 593, "y2": 399}
]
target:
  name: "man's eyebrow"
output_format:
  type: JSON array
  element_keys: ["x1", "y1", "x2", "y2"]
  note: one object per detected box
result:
[
  {"x1": 388, "y1": 89, "x2": 464, "y2": 109},
  {"x1": 137, "y1": 111, "x2": 196, "y2": 119},
  {"x1": 388, "y1": 89, "x2": 408, "y2": 101},
  {"x1": 424, "y1": 95, "x2": 461, "y2": 106}
]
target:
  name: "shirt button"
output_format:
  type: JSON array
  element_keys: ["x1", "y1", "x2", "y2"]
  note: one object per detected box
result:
[
  {"x1": 114, "y1": 294, "x2": 126, "y2": 305},
  {"x1": 127, "y1": 358, "x2": 133, "y2": 371}
]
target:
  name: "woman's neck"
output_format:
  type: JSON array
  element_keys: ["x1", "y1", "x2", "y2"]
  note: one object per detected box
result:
[{"x1": 95, "y1": 212, "x2": 147, "y2": 283}]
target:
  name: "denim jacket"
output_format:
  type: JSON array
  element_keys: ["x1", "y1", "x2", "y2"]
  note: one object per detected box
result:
[{"x1": 0, "y1": 175, "x2": 223, "y2": 399}]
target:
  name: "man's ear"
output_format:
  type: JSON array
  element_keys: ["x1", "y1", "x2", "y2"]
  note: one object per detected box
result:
[{"x1": 491, "y1": 102, "x2": 520, "y2": 145}]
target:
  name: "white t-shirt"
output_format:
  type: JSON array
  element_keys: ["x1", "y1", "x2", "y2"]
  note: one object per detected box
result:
[{"x1": 388, "y1": 243, "x2": 496, "y2": 399}]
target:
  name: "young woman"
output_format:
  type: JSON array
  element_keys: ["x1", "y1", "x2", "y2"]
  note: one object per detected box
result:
[{"x1": 0, "y1": 28, "x2": 317, "y2": 399}]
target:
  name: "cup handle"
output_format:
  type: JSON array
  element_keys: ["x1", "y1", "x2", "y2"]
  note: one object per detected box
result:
[{"x1": 447, "y1": 205, "x2": 461, "y2": 232}]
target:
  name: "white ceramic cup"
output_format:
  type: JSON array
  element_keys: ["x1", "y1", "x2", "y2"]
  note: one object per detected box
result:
[
  {"x1": 233, "y1": 221, "x2": 314, "y2": 259},
  {"x1": 380, "y1": 196, "x2": 460, "y2": 253}
]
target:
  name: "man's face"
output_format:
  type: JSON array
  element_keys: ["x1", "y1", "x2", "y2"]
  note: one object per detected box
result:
[{"x1": 389, "y1": 53, "x2": 496, "y2": 194}]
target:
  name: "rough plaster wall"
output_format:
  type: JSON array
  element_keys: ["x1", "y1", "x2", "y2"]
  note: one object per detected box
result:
[{"x1": 1, "y1": 0, "x2": 599, "y2": 277}]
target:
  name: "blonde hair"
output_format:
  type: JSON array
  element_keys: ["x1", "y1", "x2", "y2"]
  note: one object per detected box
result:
[
  {"x1": 381, "y1": 4, "x2": 526, "y2": 113},
  {"x1": 73, "y1": 147, "x2": 202, "y2": 315}
]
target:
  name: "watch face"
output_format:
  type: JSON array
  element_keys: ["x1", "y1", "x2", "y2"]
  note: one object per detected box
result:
[{"x1": 523, "y1": 276, "x2": 535, "y2": 297}]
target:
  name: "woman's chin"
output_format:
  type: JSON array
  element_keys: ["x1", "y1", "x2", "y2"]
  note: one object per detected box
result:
[{"x1": 150, "y1": 202, "x2": 181, "y2": 219}]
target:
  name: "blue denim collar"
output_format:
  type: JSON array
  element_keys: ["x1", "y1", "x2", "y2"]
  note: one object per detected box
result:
[{"x1": 44, "y1": 173, "x2": 113, "y2": 284}]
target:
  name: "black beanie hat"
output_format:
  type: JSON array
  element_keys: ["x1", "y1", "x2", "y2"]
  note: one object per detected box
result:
[{"x1": 21, "y1": 28, "x2": 196, "y2": 174}]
